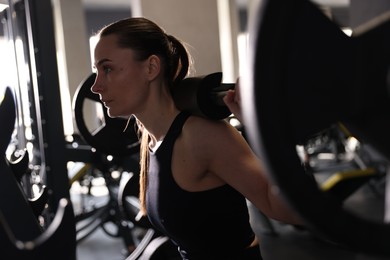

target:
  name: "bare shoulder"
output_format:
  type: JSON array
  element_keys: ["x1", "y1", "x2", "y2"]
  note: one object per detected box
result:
[
  {"x1": 183, "y1": 116, "x2": 238, "y2": 142},
  {"x1": 180, "y1": 115, "x2": 248, "y2": 158}
]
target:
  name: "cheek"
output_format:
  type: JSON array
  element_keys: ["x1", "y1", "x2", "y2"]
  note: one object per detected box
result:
[
  {"x1": 110, "y1": 67, "x2": 149, "y2": 114},
  {"x1": 120, "y1": 78, "x2": 146, "y2": 99},
  {"x1": 116, "y1": 81, "x2": 149, "y2": 114}
]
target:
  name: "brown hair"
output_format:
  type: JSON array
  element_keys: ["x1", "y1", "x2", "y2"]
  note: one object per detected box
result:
[{"x1": 97, "y1": 17, "x2": 191, "y2": 214}]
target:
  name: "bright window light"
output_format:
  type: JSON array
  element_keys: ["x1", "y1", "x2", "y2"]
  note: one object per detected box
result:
[
  {"x1": 0, "y1": 4, "x2": 8, "y2": 12},
  {"x1": 237, "y1": 32, "x2": 249, "y2": 77},
  {"x1": 89, "y1": 35, "x2": 98, "y2": 70},
  {"x1": 342, "y1": 27, "x2": 352, "y2": 36}
]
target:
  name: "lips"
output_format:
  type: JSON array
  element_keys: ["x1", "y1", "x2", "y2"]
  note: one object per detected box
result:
[{"x1": 101, "y1": 99, "x2": 113, "y2": 106}]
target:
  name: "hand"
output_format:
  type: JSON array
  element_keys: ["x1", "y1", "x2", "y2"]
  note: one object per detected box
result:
[{"x1": 223, "y1": 78, "x2": 243, "y2": 122}]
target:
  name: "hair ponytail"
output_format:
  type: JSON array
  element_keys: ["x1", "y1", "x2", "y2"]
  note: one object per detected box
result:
[
  {"x1": 138, "y1": 120, "x2": 149, "y2": 215},
  {"x1": 165, "y1": 34, "x2": 191, "y2": 86}
]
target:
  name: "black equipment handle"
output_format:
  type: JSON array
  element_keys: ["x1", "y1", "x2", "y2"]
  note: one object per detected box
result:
[{"x1": 172, "y1": 72, "x2": 235, "y2": 120}]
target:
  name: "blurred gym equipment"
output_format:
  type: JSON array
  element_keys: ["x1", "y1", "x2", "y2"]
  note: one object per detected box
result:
[{"x1": 243, "y1": 0, "x2": 390, "y2": 256}]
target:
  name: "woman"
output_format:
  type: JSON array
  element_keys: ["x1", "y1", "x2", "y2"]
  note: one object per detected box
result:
[{"x1": 91, "y1": 17, "x2": 301, "y2": 260}]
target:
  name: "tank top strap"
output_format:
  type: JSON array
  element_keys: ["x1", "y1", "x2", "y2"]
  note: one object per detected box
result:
[{"x1": 165, "y1": 111, "x2": 191, "y2": 141}]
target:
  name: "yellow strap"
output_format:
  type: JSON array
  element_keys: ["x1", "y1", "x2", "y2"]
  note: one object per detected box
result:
[
  {"x1": 321, "y1": 168, "x2": 376, "y2": 191},
  {"x1": 69, "y1": 163, "x2": 92, "y2": 185}
]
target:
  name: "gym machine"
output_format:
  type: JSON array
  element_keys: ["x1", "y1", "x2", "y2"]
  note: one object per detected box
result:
[
  {"x1": 0, "y1": 0, "x2": 148, "y2": 257},
  {"x1": 242, "y1": 0, "x2": 390, "y2": 257},
  {"x1": 0, "y1": 0, "x2": 76, "y2": 258}
]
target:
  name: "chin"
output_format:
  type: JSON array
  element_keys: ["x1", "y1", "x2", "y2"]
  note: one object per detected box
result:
[
  {"x1": 106, "y1": 109, "x2": 117, "y2": 118},
  {"x1": 107, "y1": 110, "x2": 130, "y2": 119}
]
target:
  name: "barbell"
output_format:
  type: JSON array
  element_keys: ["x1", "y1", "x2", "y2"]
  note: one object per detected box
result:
[{"x1": 73, "y1": 72, "x2": 234, "y2": 157}]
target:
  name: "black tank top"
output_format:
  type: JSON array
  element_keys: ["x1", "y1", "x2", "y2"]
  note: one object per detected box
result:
[{"x1": 146, "y1": 112, "x2": 257, "y2": 259}]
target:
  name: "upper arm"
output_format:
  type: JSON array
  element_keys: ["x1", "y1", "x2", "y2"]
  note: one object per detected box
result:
[
  {"x1": 185, "y1": 118, "x2": 274, "y2": 216},
  {"x1": 183, "y1": 117, "x2": 300, "y2": 224},
  {"x1": 205, "y1": 122, "x2": 275, "y2": 216}
]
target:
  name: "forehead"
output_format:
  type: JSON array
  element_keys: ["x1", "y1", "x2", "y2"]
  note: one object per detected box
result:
[
  {"x1": 94, "y1": 34, "x2": 135, "y2": 65},
  {"x1": 95, "y1": 34, "x2": 120, "y2": 56}
]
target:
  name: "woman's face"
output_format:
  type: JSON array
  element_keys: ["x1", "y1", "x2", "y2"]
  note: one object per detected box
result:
[{"x1": 91, "y1": 34, "x2": 150, "y2": 117}]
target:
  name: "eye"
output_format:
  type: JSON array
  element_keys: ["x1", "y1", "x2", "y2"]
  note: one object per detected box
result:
[{"x1": 103, "y1": 66, "x2": 112, "y2": 74}]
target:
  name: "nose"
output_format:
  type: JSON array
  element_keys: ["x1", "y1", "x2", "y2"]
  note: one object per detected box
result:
[{"x1": 91, "y1": 73, "x2": 101, "y2": 94}]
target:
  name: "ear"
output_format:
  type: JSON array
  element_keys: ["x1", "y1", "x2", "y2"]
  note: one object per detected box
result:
[{"x1": 146, "y1": 55, "x2": 161, "y2": 81}]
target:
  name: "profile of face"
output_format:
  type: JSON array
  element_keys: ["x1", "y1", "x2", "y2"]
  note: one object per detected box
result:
[{"x1": 91, "y1": 34, "x2": 151, "y2": 118}]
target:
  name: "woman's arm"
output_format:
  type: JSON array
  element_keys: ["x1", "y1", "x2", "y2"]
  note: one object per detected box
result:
[
  {"x1": 204, "y1": 121, "x2": 303, "y2": 225},
  {"x1": 222, "y1": 79, "x2": 302, "y2": 224}
]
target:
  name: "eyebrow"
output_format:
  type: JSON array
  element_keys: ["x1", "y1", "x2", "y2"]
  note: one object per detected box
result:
[{"x1": 94, "y1": 58, "x2": 112, "y2": 68}]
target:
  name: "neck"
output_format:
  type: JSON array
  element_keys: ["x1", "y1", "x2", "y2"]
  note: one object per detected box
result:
[
  {"x1": 133, "y1": 80, "x2": 180, "y2": 147},
  {"x1": 135, "y1": 101, "x2": 180, "y2": 148}
]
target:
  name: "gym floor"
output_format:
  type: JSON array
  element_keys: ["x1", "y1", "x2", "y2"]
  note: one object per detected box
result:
[{"x1": 76, "y1": 183, "x2": 388, "y2": 260}]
